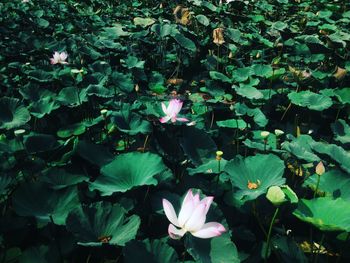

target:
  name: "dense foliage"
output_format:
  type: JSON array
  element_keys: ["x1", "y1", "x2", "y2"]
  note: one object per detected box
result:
[{"x1": 1, "y1": 0, "x2": 350, "y2": 262}]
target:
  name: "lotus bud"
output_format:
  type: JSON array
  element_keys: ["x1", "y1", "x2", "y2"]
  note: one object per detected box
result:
[
  {"x1": 216, "y1": 150, "x2": 223, "y2": 161},
  {"x1": 261, "y1": 131, "x2": 270, "y2": 139},
  {"x1": 213, "y1": 28, "x2": 225, "y2": 46},
  {"x1": 134, "y1": 84, "x2": 140, "y2": 92},
  {"x1": 14, "y1": 129, "x2": 26, "y2": 137},
  {"x1": 266, "y1": 186, "x2": 286, "y2": 206},
  {"x1": 274, "y1": 129, "x2": 284, "y2": 137},
  {"x1": 100, "y1": 109, "x2": 108, "y2": 118},
  {"x1": 315, "y1": 161, "x2": 325, "y2": 176}
]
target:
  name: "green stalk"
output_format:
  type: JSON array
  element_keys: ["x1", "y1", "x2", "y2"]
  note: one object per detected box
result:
[
  {"x1": 313, "y1": 174, "x2": 321, "y2": 198},
  {"x1": 264, "y1": 207, "x2": 279, "y2": 262}
]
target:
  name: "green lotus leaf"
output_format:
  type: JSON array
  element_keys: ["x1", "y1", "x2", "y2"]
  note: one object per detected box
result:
[
  {"x1": 66, "y1": 202, "x2": 140, "y2": 246},
  {"x1": 196, "y1": 14, "x2": 210, "y2": 26},
  {"x1": 304, "y1": 169, "x2": 350, "y2": 201},
  {"x1": 234, "y1": 103, "x2": 268, "y2": 127},
  {"x1": 209, "y1": 71, "x2": 231, "y2": 83},
  {"x1": 234, "y1": 84, "x2": 264, "y2": 100},
  {"x1": 332, "y1": 119, "x2": 350, "y2": 144},
  {"x1": 293, "y1": 197, "x2": 350, "y2": 232},
  {"x1": 251, "y1": 64, "x2": 273, "y2": 77},
  {"x1": 27, "y1": 70, "x2": 54, "y2": 83},
  {"x1": 216, "y1": 118, "x2": 248, "y2": 129},
  {"x1": 151, "y1": 23, "x2": 172, "y2": 38},
  {"x1": 0, "y1": 97, "x2": 31, "y2": 130},
  {"x1": 311, "y1": 141, "x2": 350, "y2": 173},
  {"x1": 85, "y1": 84, "x2": 114, "y2": 98},
  {"x1": 224, "y1": 154, "x2": 285, "y2": 202},
  {"x1": 90, "y1": 152, "x2": 167, "y2": 195},
  {"x1": 188, "y1": 159, "x2": 228, "y2": 175},
  {"x1": 282, "y1": 135, "x2": 320, "y2": 162},
  {"x1": 57, "y1": 122, "x2": 86, "y2": 138},
  {"x1": 180, "y1": 127, "x2": 217, "y2": 166},
  {"x1": 185, "y1": 233, "x2": 240, "y2": 263},
  {"x1": 57, "y1": 87, "x2": 88, "y2": 107},
  {"x1": 231, "y1": 67, "x2": 251, "y2": 82},
  {"x1": 76, "y1": 140, "x2": 114, "y2": 167},
  {"x1": 172, "y1": 33, "x2": 196, "y2": 52},
  {"x1": 23, "y1": 133, "x2": 60, "y2": 153},
  {"x1": 334, "y1": 88, "x2": 350, "y2": 104},
  {"x1": 102, "y1": 25, "x2": 130, "y2": 39},
  {"x1": 41, "y1": 167, "x2": 88, "y2": 190},
  {"x1": 133, "y1": 17, "x2": 155, "y2": 27},
  {"x1": 12, "y1": 182, "x2": 79, "y2": 225},
  {"x1": 123, "y1": 239, "x2": 178, "y2": 263},
  {"x1": 288, "y1": 91, "x2": 333, "y2": 111},
  {"x1": 29, "y1": 98, "x2": 59, "y2": 118},
  {"x1": 111, "y1": 72, "x2": 134, "y2": 93},
  {"x1": 111, "y1": 106, "x2": 151, "y2": 135}
]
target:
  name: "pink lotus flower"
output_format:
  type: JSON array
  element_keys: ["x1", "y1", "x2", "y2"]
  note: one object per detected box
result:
[
  {"x1": 50, "y1": 51, "x2": 68, "y2": 65},
  {"x1": 162, "y1": 189, "x2": 226, "y2": 239},
  {"x1": 160, "y1": 99, "x2": 188, "y2": 123}
]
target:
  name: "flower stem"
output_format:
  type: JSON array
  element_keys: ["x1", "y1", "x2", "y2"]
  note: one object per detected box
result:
[
  {"x1": 313, "y1": 174, "x2": 321, "y2": 198},
  {"x1": 264, "y1": 207, "x2": 279, "y2": 262}
]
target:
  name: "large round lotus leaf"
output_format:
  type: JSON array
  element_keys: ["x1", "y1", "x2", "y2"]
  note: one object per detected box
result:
[
  {"x1": 57, "y1": 122, "x2": 86, "y2": 138},
  {"x1": 76, "y1": 140, "x2": 114, "y2": 167},
  {"x1": 57, "y1": 87, "x2": 88, "y2": 107},
  {"x1": 304, "y1": 169, "x2": 350, "y2": 200},
  {"x1": 234, "y1": 103, "x2": 268, "y2": 127},
  {"x1": 216, "y1": 118, "x2": 248, "y2": 129},
  {"x1": 90, "y1": 152, "x2": 167, "y2": 195},
  {"x1": 334, "y1": 88, "x2": 350, "y2": 104},
  {"x1": 41, "y1": 167, "x2": 88, "y2": 190},
  {"x1": 111, "y1": 72, "x2": 134, "y2": 93},
  {"x1": 29, "y1": 98, "x2": 59, "y2": 118},
  {"x1": 0, "y1": 97, "x2": 31, "y2": 130},
  {"x1": 224, "y1": 154, "x2": 285, "y2": 202},
  {"x1": 180, "y1": 127, "x2": 217, "y2": 166},
  {"x1": 288, "y1": 91, "x2": 333, "y2": 111},
  {"x1": 234, "y1": 84, "x2": 264, "y2": 100},
  {"x1": 66, "y1": 202, "x2": 140, "y2": 246},
  {"x1": 185, "y1": 233, "x2": 240, "y2": 263},
  {"x1": 112, "y1": 110, "x2": 151, "y2": 135},
  {"x1": 12, "y1": 182, "x2": 79, "y2": 225},
  {"x1": 123, "y1": 239, "x2": 178, "y2": 263},
  {"x1": 331, "y1": 119, "x2": 350, "y2": 144},
  {"x1": 293, "y1": 197, "x2": 350, "y2": 232},
  {"x1": 133, "y1": 17, "x2": 155, "y2": 27},
  {"x1": 311, "y1": 141, "x2": 350, "y2": 173},
  {"x1": 282, "y1": 135, "x2": 320, "y2": 162},
  {"x1": 172, "y1": 33, "x2": 196, "y2": 52},
  {"x1": 23, "y1": 133, "x2": 60, "y2": 153}
]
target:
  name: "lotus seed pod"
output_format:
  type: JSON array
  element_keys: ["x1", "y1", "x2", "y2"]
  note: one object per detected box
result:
[
  {"x1": 274, "y1": 129, "x2": 284, "y2": 137},
  {"x1": 261, "y1": 131, "x2": 270, "y2": 139},
  {"x1": 266, "y1": 186, "x2": 286, "y2": 206}
]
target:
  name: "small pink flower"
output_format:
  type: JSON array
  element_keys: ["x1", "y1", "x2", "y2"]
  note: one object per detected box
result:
[
  {"x1": 50, "y1": 51, "x2": 68, "y2": 65},
  {"x1": 162, "y1": 189, "x2": 226, "y2": 239},
  {"x1": 160, "y1": 99, "x2": 188, "y2": 123}
]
